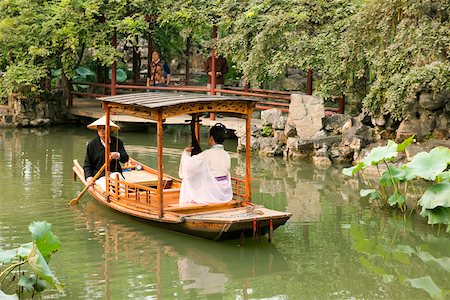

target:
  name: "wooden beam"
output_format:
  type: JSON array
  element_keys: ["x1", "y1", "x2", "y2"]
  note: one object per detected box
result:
[
  {"x1": 106, "y1": 100, "x2": 255, "y2": 121},
  {"x1": 162, "y1": 100, "x2": 251, "y2": 119},
  {"x1": 107, "y1": 103, "x2": 157, "y2": 121}
]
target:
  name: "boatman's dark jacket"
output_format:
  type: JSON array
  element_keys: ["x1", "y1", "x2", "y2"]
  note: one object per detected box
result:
[{"x1": 83, "y1": 136, "x2": 129, "y2": 180}]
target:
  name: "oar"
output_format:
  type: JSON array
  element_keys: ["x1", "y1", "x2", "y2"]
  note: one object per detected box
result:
[{"x1": 69, "y1": 163, "x2": 106, "y2": 206}]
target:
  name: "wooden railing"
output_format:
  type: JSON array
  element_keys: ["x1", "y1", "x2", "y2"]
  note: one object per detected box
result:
[
  {"x1": 231, "y1": 177, "x2": 247, "y2": 202},
  {"x1": 68, "y1": 81, "x2": 345, "y2": 114},
  {"x1": 106, "y1": 174, "x2": 248, "y2": 212}
]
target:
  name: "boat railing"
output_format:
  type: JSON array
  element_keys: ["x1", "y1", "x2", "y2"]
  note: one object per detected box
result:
[
  {"x1": 231, "y1": 177, "x2": 247, "y2": 202},
  {"x1": 108, "y1": 175, "x2": 180, "y2": 214}
]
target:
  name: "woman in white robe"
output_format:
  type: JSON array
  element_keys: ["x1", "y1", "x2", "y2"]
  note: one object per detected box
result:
[{"x1": 178, "y1": 124, "x2": 232, "y2": 204}]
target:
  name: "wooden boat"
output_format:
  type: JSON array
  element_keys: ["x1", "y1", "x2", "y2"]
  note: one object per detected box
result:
[{"x1": 72, "y1": 92, "x2": 291, "y2": 241}]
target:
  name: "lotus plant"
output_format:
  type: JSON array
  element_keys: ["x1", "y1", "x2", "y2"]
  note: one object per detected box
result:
[
  {"x1": 343, "y1": 137, "x2": 450, "y2": 232},
  {"x1": 0, "y1": 221, "x2": 63, "y2": 299}
]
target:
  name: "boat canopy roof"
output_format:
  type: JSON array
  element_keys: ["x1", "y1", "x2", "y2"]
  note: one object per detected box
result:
[{"x1": 98, "y1": 92, "x2": 257, "y2": 120}]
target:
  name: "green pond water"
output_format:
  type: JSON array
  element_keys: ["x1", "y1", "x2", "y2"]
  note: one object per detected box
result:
[{"x1": 0, "y1": 126, "x2": 448, "y2": 299}]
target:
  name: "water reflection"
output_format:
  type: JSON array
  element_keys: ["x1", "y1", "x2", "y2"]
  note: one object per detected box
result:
[
  {"x1": 72, "y1": 201, "x2": 290, "y2": 299},
  {"x1": 237, "y1": 154, "x2": 362, "y2": 223},
  {"x1": 1, "y1": 127, "x2": 449, "y2": 299}
]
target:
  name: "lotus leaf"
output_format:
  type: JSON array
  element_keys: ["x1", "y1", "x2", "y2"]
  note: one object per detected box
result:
[
  {"x1": 75, "y1": 66, "x2": 95, "y2": 77},
  {"x1": 18, "y1": 275, "x2": 39, "y2": 292},
  {"x1": 379, "y1": 165, "x2": 416, "y2": 185},
  {"x1": 389, "y1": 245, "x2": 415, "y2": 256},
  {"x1": 27, "y1": 244, "x2": 63, "y2": 292},
  {"x1": 362, "y1": 140, "x2": 398, "y2": 166},
  {"x1": 403, "y1": 276, "x2": 443, "y2": 300},
  {"x1": 359, "y1": 189, "x2": 380, "y2": 200},
  {"x1": 342, "y1": 162, "x2": 365, "y2": 176},
  {"x1": 397, "y1": 136, "x2": 414, "y2": 152},
  {"x1": 109, "y1": 68, "x2": 128, "y2": 83},
  {"x1": 51, "y1": 68, "x2": 62, "y2": 78},
  {"x1": 418, "y1": 182, "x2": 450, "y2": 209},
  {"x1": 33, "y1": 277, "x2": 48, "y2": 292},
  {"x1": 416, "y1": 250, "x2": 450, "y2": 273},
  {"x1": 0, "y1": 249, "x2": 17, "y2": 263},
  {"x1": 0, "y1": 290, "x2": 18, "y2": 300},
  {"x1": 388, "y1": 193, "x2": 405, "y2": 207},
  {"x1": 420, "y1": 207, "x2": 450, "y2": 225},
  {"x1": 29, "y1": 221, "x2": 61, "y2": 262},
  {"x1": 17, "y1": 242, "x2": 33, "y2": 259},
  {"x1": 18, "y1": 275, "x2": 47, "y2": 293},
  {"x1": 72, "y1": 76, "x2": 89, "y2": 91},
  {"x1": 406, "y1": 147, "x2": 450, "y2": 181}
]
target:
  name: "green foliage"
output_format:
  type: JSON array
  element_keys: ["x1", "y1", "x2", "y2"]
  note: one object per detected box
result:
[
  {"x1": 0, "y1": 0, "x2": 184, "y2": 99},
  {"x1": 0, "y1": 221, "x2": 63, "y2": 298},
  {"x1": 0, "y1": 0, "x2": 448, "y2": 117},
  {"x1": 319, "y1": 0, "x2": 450, "y2": 120},
  {"x1": 260, "y1": 126, "x2": 273, "y2": 137},
  {"x1": 342, "y1": 137, "x2": 450, "y2": 229},
  {"x1": 0, "y1": 62, "x2": 47, "y2": 98}
]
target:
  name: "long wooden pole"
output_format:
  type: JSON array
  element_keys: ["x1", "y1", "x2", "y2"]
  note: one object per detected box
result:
[
  {"x1": 156, "y1": 110, "x2": 164, "y2": 218},
  {"x1": 245, "y1": 102, "x2": 252, "y2": 202},
  {"x1": 210, "y1": 25, "x2": 217, "y2": 120},
  {"x1": 306, "y1": 69, "x2": 313, "y2": 95},
  {"x1": 132, "y1": 35, "x2": 140, "y2": 83},
  {"x1": 185, "y1": 37, "x2": 190, "y2": 85},
  {"x1": 105, "y1": 104, "x2": 111, "y2": 200}
]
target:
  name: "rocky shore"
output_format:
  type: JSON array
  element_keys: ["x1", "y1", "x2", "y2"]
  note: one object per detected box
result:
[
  {"x1": 1, "y1": 90, "x2": 448, "y2": 168},
  {"x1": 0, "y1": 91, "x2": 68, "y2": 128},
  {"x1": 236, "y1": 93, "x2": 450, "y2": 167}
]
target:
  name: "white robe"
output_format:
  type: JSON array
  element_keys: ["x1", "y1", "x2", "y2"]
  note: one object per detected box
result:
[{"x1": 178, "y1": 146, "x2": 232, "y2": 204}]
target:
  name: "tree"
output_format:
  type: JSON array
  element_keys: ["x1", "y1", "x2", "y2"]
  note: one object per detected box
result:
[
  {"x1": 318, "y1": 0, "x2": 450, "y2": 120},
  {"x1": 216, "y1": 0, "x2": 357, "y2": 85},
  {"x1": 0, "y1": 0, "x2": 186, "y2": 98}
]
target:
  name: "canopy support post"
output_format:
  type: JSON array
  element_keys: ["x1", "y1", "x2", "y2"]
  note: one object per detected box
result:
[
  {"x1": 104, "y1": 104, "x2": 111, "y2": 200},
  {"x1": 157, "y1": 111, "x2": 164, "y2": 218},
  {"x1": 245, "y1": 102, "x2": 252, "y2": 202}
]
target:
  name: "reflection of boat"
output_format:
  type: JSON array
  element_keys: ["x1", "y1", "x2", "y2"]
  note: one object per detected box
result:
[
  {"x1": 72, "y1": 92, "x2": 291, "y2": 241},
  {"x1": 77, "y1": 201, "x2": 290, "y2": 297}
]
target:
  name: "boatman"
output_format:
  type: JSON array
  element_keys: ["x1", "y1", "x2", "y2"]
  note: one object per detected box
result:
[
  {"x1": 178, "y1": 124, "x2": 232, "y2": 204},
  {"x1": 83, "y1": 116, "x2": 129, "y2": 191}
]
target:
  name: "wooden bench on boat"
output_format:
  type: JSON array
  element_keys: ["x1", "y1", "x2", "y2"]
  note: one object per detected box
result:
[{"x1": 166, "y1": 200, "x2": 243, "y2": 215}]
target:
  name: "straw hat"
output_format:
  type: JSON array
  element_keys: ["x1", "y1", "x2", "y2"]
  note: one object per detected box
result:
[{"x1": 87, "y1": 115, "x2": 120, "y2": 131}]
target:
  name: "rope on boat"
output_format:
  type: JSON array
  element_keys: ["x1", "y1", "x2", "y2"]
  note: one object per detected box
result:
[{"x1": 214, "y1": 223, "x2": 231, "y2": 241}]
